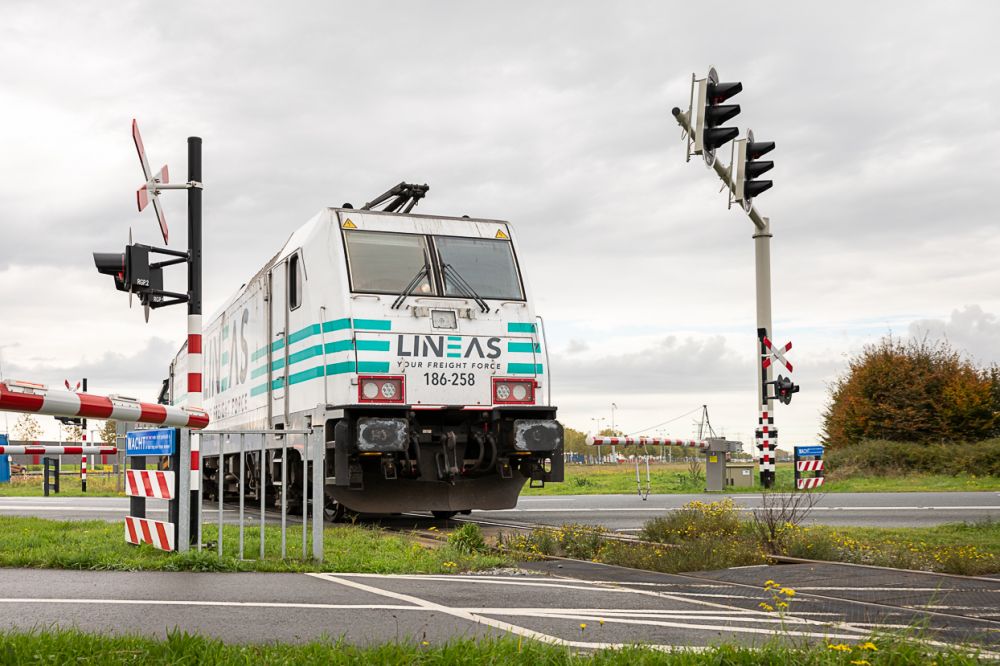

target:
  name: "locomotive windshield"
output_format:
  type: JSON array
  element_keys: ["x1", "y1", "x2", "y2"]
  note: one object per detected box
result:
[
  {"x1": 435, "y1": 236, "x2": 523, "y2": 300},
  {"x1": 344, "y1": 230, "x2": 524, "y2": 301},
  {"x1": 344, "y1": 231, "x2": 436, "y2": 295}
]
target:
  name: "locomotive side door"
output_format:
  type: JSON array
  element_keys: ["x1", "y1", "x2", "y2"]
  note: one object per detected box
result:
[{"x1": 268, "y1": 260, "x2": 290, "y2": 425}]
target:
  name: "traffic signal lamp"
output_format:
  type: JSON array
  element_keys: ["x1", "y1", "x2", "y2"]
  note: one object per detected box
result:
[
  {"x1": 736, "y1": 129, "x2": 775, "y2": 211},
  {"x1": 774, "y1": 375, "x2": 799, "y2": 405},
  {"x1": 93, "y1": 243, "x2": 152, "y2": 294},
  {"x1": 695, "y1": 67, "x2": 742, "y2": 162},
  {"x1": 93, "y1": 252, "x2": 127, "y2": 292}
]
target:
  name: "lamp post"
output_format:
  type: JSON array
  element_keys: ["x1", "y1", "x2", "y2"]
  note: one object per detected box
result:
[
  {"x1": 610, "y1": 403, "x2": 618, "y2": 462},
  {"x1": 591, "y1": 417, "x2": 606, "y2": 464}
]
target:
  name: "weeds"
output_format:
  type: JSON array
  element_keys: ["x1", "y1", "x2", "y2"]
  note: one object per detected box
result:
[
  {"x1": 447, "y1": 523, "x2": 487, "y2": 554},
  {"x1": 0, "y1": 628, "x2": 989, "y2": 664}
]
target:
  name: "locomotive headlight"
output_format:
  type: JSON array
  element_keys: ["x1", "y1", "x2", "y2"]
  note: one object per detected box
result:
[
  {"x1": 380, "y1": 381, "x2": 397, "y2": 399},
  {"x1": 511, "y1": 383, "x2": 528, "y2": 401},
  {"x1": 362, "y1": 381, "x2": 380, "y2": 399},
  {"x1": 495, "y1": 383, "x2": 511, "y2": 400}
]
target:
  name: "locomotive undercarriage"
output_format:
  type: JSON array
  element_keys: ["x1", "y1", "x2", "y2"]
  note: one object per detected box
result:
[{"x1": 200, "y1": 407, "x2": 563, "y2": 521}]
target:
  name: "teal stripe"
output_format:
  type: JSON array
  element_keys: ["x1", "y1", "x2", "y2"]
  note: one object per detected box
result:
[
  {"x1": 447, "y1": 353, "x2": 461, "y2": 358},
  {"x1": 447, "y1": 336, "x2": 461, "y2": 341},
  {"x1": 507, "y1": 342, "x2": 540, "y2": 353},
  {"x1": 288, "y1": 323, "x2": 321, "y2": 345},
  {"x1": 220, "y1": 378, "x2": 229, "y2": 392},
  {"x1": 355, "y1": 340, "x2": 390, "y2": 352},
  {"x1": 221, "y1": 351, "x2": 230, "y2": 366},
  {"x1": 248, "y1": 359, "x2": 394, "y2": 396},
  {"x1": 508, "y1": 322, "x2": 536, "y2": 333},
  {"x1": 322, "y1": 318, "x2": 352, "y2": 333},
  {"x1": 250, "y1": 317, "x2": 388, "y2": 361},
  {"x1": 353, "y1": 318, "x2": 391, "y2": 331},
  {"x1": 507, "y1": 363, "x2": 544, "y2": 375}
]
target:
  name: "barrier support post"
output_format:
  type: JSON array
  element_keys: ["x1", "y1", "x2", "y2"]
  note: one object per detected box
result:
[
  {"x1": 311, "y1": 429, "x2": 324, "y2": 562},
  {"x1": 129, "y1": 454, "x2": 146, "y2": 519},
  {"x1": 176, "y1": 428, "x2": 191, "y2": 553}
]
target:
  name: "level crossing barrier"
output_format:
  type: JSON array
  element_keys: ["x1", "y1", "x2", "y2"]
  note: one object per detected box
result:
[{"x1": 195, "y1": 428, "x2": 324, "y2": 562}]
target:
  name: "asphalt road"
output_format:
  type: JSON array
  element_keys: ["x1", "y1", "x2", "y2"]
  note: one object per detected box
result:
[
  {"x1": 0, "y1": 562, "x2": 996, "y2": 651},
  {"x1": 3, "y1": 491, "x2": 997, "y2": 530}
]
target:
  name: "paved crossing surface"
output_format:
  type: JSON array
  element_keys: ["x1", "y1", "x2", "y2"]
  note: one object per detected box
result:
[{"x1": 0, "y1": 562, "x2": 997, "y2": 651}]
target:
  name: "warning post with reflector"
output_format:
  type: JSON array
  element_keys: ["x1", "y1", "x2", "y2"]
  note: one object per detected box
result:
[{"x1": 124, "y1": 428, "x2": 183, "y2": 551}]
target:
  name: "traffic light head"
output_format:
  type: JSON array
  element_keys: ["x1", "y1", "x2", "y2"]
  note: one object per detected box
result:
[
  {"x1": 695, "y1": 67, "x2": 742, "y2": 163},
  {"x1": 736, "y1": 129, "x2": 776, "y2": 211},
  {"x1": 93, "y1": 252, "x2": 127, "y2": 292},
  {"x1": 775, "y1": 374, "x2": 799, "y2": 405}
]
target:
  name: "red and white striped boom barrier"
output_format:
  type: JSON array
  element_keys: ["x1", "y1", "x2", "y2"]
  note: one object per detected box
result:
[
  {"x1": 0, "y1": 380, "x2": 209, "y2": 429},
  {"x1": 0, "y1": 445, "x2": 117, "y2": 455},
  {"x1": 587, "y1": 436, "x2": 709, "y2": 449}
]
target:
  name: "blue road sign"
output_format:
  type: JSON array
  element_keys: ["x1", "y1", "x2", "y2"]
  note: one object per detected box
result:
[
  {"x1": 126, "y1": 428, "x2": 176, "y2": 456},
  {"x1": 795, "y1": 445, "x2": 824, "y2": 457}
]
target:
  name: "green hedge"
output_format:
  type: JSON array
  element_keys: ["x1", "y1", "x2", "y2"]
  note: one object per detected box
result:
[{"x1": 824, "y1": 439, "x2": 1000, "y2": 477}]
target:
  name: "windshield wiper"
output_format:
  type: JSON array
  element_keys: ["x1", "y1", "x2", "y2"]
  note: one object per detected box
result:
[
  {"x1": 442, "y1": 263, "x2": 490, "y2": 313},
  {"x1": 391, "y1": 264, "x2": 430, "y2": 310}
]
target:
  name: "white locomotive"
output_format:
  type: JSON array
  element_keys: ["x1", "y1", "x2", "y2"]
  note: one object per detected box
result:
[{"x1": 166, "y1": 184, "x2": 563, "y2": 518}]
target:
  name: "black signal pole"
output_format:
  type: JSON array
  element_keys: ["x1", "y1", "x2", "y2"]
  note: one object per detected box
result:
[{"x1": 187, "y1": 136, "x2": 202, "y2": 546}]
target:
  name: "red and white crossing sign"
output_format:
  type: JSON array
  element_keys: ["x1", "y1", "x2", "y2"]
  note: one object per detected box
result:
[
  {"x1": 761, "y1": 336, "x2": 793, "y2": 373},
  {"x1": 125, "y1": 516, "x2": 175, "y2": 551},
  {"x1": 125, "y1": 470, "x2": 175, "y2": 500},
  {"x1": 132, "y1": 119, "x2": 170, "y2": 244}
]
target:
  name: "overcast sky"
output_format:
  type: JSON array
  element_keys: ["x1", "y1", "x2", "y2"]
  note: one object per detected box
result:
[{"x1": 2, "y1": 1, "x2": 999, "y2": 445}]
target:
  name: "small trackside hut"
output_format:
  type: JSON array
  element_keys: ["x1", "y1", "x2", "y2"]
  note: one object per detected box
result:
[{"x1": 167, "y1": 184, "x2": 563, "y2": 519}]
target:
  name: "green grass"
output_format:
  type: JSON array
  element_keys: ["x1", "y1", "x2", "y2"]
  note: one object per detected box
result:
[
  {"x1": 523, "y1": 463, "x2": 1000, "y2": 495},
  {"x1": 0, "y1": 629, "x2": 990, "y2": 665},
  {"x1": 0, "y1": 473, "x2": 123, "y2": 497},
  {"x1": 0, "y1": 516, "x2": 508, "y2": 574}
]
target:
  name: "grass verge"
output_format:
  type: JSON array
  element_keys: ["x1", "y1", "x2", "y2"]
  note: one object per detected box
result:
[
  {"x1": 501, "y1": 501, "x2": 1000, "y2": 576},
  {"x1": 0, "y1": 629, "x2": 990, "y2": 665},
  {"x1": 0, "y1": 516, "x2": 508, "y2": 574},
  {"x1": 521, "y1": 463, "x2": 1000, "y2": 495},
  {"x1": 0, "y1": 473, "x2": 123, "y2": 497}
]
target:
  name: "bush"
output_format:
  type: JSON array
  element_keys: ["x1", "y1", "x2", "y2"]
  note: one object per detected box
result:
[
  {"x1": 822, "y1": 336, "x2": 999, "y2": 448},
  {"x1": 825, "y1": 439, "x2": 1000, "y2": 477},
  {"x1": 641, "y1": 499, "x2": 743, "y2": 544}
]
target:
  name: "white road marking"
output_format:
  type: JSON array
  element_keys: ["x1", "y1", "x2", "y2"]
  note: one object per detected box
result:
[
  {"x1": 307, "y1": 572, "x2": 701, "y2": 652},
  {"x1": 0, "y1": 598, "x2": 416, "y2": 611}
]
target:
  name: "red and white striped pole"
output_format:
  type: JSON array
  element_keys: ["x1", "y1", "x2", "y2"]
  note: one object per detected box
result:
[
  {"x1": 81, "y1": 378, "x2": 87, "y2": 492},
  {"x1": 185, "y1": 137, "x2": 203, "y2": 544}
]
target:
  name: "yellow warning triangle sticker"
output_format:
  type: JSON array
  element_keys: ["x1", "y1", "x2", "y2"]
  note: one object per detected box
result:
[
  {"x1": 495, "y1": 229, "x2": 509, "y2": 239},
  {"x1": 342, "y1": 219, "x2": 357, "y2": 229}
]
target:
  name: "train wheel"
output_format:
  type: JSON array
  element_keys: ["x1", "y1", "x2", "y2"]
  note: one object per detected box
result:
[
  {"x1": 324, "y1": 497, "x2": 346, "y2": 522},
  {"x1": 431, "y1": 510, "x2": 458, "y2": 520}
]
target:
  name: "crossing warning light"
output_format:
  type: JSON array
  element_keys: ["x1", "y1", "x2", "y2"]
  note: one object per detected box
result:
[
  {"x1": 774, "y1": 375, "x2": 799, "y2": 405},
  {"x1": 93, "y1": 252, "x2": 127, "y2": 292}
]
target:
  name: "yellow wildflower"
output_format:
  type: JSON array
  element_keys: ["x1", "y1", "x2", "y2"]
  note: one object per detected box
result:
[
  {"x1": 859, "y1": 642, "x2": 878, "y2": 651},
  {"x1": 827, "y1": 643, "x2": 851, "y2": 652},
  {"x1": 850, "y1": 661, "x2": 870, "y2": 665},
  {"x1": 781, "y1": 588, "x2": 795, "y2": 597},
  {"x1": 579, "y1": 623, "x2": 587, "y2": 631},
  {"x1": 758, "y1": 602, "x2": 774, "y2": 612}
]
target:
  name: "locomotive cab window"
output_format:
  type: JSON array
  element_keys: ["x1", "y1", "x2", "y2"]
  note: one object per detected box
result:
[
  {"x1": 344, "y1": 230, "x2": 437, "y2": 295},
  {"x1": 288, "y1": 254, "x2": 302, "y2": 310},
  {"x1": 433, "y1": 236, "x2": 524, "y2": 301}
]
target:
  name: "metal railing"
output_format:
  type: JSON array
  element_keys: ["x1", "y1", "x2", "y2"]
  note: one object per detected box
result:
[{"x1": 195, "y1": 428, "x2": 324, "y2": 561}]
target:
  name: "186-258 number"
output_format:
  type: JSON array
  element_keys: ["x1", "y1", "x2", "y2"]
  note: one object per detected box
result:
[{"x1": 423, "y1": 372, "x2": 475, "y2": 386}]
